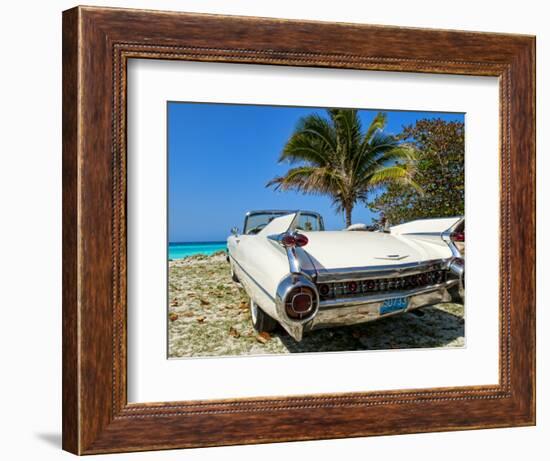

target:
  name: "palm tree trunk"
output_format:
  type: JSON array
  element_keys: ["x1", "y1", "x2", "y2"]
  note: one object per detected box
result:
[{"x1": 345, "y1": 204, "x2": 353, "y2": 228}]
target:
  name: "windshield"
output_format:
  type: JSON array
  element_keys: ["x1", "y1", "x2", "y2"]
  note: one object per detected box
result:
[
  {"x1": 244, "y1": 211, "x2": 323, "y2": 235},
  {"x1": 244, "y1": 212, "x2": 287, "y2": 235},
  {"x1": 294, "y1": 213, "x2": 322, "y2": 232}
]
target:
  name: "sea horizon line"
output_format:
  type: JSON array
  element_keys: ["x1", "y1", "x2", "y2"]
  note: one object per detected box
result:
[{"x1": 169, "y1": 240, "x2": 227, "y2": 245}]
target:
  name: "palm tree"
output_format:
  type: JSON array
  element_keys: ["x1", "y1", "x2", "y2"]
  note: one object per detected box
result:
[{"x1": 267, "y1": 109, "x2": 420, "y2": 228}]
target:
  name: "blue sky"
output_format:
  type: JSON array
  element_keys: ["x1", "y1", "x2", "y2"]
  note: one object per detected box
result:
[{"x1": 168, "y1": 102, "x2": 463, "y2": 242}]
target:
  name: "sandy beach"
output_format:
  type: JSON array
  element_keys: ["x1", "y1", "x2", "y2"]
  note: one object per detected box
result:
[{"x1": 168, "y1": 253, "x2": 465, "y2": 358}]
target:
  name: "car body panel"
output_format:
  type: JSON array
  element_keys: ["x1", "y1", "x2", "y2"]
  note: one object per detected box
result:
[
  {"x1": 227, "y1": 211, "x2": 464, "y2": 341},
  {"x1": 296, "y1": 230, "x2": 452, "y2": 270},
  {"x1": 390, "y1": 216, "x2": 464, "y2": 257}
]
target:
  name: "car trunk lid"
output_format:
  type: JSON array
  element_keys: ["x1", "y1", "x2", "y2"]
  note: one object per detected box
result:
[{"x1": 300, "y1": 231, "x2": 451, "y2": 271}]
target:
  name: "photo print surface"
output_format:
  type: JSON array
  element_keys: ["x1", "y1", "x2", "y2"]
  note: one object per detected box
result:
[{"x1": 167, "y1": 102, "x2": 465, "y2": 359}]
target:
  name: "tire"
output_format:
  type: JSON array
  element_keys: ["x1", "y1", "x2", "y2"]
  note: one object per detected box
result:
[
  {"x1": 250, "y1": 298, "x2": 277, "y2": 333},
  {"x1": 449, "y1": 285, "x2": 464, "y2": 304}
]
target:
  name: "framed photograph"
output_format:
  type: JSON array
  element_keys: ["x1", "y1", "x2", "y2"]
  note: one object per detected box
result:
[{"x1": 62, "y1": 6, "x2": 535, "y2": 454}]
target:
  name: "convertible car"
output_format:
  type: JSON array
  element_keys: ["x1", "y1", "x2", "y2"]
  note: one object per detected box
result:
[{"x1": 227, "y1": 210, "x2": 464, "y2": 341}]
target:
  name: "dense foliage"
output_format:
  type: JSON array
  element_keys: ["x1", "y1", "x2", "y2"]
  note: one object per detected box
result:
[{"x1": 369, "y1": 118, "x2": 465, "y2": 226}]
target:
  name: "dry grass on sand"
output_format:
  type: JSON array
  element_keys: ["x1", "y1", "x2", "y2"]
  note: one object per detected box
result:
[{"x1": 168, "y1": 253, "x2": 465, "y2": 358}]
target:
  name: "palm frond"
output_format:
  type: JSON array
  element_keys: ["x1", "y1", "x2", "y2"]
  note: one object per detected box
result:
[
  {"x1": 267, "y1": 108, "x2": 421, "y2": 225},
  {"x1": 280, "y1": 134, "x2": 332, "y2": 167},
  {"x1": 356, "y1": 140, "x2": 417, "y2": 174},
  {"x1": 363, "y1": 112, "x2": 387, "y2": 144},
  {"x1": 280, "y1": 114, "x2": 337, "y2": 164},
  {"x1": 374, "y1": 145, "x2": 417, "y2": 172},
  {"x1": 266, "y1": 166, "x2": 343, "y2": 195},
  {"x1": 367, "y1": 165, "x2": 423, "y2": 194}
]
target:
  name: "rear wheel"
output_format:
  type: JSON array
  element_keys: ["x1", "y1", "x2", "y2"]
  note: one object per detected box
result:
[
  {"x1": 229, "y1": 261, "x2": 239, "y2": 282},
  {"x1": 250, "y1": 298, "x2": 277, "y2": 333}
]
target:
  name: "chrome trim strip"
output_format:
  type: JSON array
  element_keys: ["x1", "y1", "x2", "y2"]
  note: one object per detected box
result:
[
  {"x1": 312, "y1": 258, "x2": 449, "y2": 283},
  {"x1": 286, "y1": 246, "x2": 301, "y2": 274},
  {"x1": 228, "y1": 254, "x2": 276, "y2": 303},
  {"x1": 373, "y1": 255, "x2": 409, "y2": 260},
  {"x1": 318, "y1": 280, "x2": 457, "y2": 309}
]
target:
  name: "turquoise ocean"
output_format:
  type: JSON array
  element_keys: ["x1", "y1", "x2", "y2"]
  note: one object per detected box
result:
[{"x1": 169, "y1": 241, "x2": 227, "y2": 260}]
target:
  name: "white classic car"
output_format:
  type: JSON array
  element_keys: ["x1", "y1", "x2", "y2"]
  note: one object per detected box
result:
[{"x1": 227, "y1": 210, "x2": 464, "y2": 341}]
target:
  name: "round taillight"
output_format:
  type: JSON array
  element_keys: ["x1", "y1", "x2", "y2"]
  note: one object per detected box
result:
[
  {"x1": 281, "y1": 234, "x2": 296, "y2": 246},
  {"x1": 347, "y1": 281, "x2": 358, "y2": 293},
  {"x1": 285, "y1": 286, "x2": 316, "y2": 320},
  {"x1": 281, "y1": 233, "x2": 308, "y2": 247},
  {"x1": 294, "y1": 233, "x2": 308, "y2": 247},
  {"x1": 292, "y1": 294, "x2": 311, "y2": 312},
  {"x1": 319, "y1": 284, "x2": 330, "y2": 296},
  {"x1": 451, "y1": 231, "x2": 465, "y2": 242},
  {"x1": 366, "y1": 280, "x2": 376, "y2": 290}
]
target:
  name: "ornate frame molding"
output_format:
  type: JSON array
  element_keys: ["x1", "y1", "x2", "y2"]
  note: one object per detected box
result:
[{"x1": 63, "y1": 6, "x2": 535, "y2": 454}]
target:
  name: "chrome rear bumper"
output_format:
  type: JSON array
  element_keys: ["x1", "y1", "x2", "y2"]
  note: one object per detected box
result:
[
  {"x1": 308, "y1": 279, "x2": 457, "y2": 331},
  {"x1": 277, "y1": 257, "x2": 464, "y2": 341},
  {"x1": 280, "y1": 279, "x2": 459, "y2": 341}
]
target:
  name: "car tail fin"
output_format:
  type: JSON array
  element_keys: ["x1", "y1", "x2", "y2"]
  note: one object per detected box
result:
[
  {"x1": 257, "y1": 212, "x2": 297, "y2": 236},
  {"x1": 390, "y1": 217, "x2": 463, "y2": 236}
]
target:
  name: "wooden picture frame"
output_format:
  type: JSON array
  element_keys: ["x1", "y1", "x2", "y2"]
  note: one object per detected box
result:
[{"x1": 62, "y1": 5, "x2": 535, "y2": 455}]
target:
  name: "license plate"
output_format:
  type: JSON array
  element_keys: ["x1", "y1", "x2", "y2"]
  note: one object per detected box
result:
[{"x1": 380, "y1": 297, "x2": 409, "y2": 315}]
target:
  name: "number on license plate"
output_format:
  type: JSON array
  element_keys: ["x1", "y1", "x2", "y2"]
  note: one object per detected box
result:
[{"x1": 380, "y1": 297, "x2": 409, "y2": 315}]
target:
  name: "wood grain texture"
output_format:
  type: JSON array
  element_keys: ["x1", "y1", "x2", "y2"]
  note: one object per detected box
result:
[
  {"x1": 62, "y1": 5, "x2": 536, "y2": 455},
  {"x1": 62, "y1": 7, "x2": 80, "y2": 454}
]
